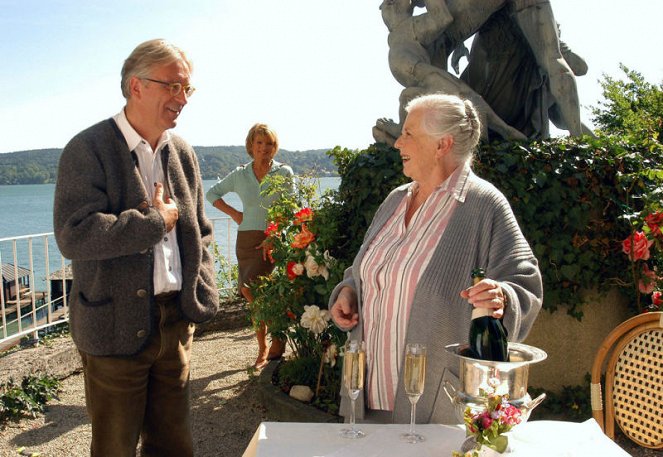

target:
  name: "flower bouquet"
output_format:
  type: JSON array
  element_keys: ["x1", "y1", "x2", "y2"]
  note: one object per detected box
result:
[
  {"x1": 452, "y1": 387, "x2": 523, "y2": 457},
  {"x1": 250, "y1": 175, "x2": 346, "y2": 411}
]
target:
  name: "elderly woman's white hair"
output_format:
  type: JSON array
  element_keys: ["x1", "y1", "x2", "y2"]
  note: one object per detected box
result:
[{"x1": 405, "y1": 93, "x2": 482, "y2": 164}]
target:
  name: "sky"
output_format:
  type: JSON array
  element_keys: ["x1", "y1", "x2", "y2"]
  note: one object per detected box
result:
[{"x1": 0, "y1": 0, "x2": 661, "y2": 154}]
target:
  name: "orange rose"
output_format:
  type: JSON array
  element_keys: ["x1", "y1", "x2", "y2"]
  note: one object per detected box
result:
[{"x1": 291, "y1": 224, "x2": 315, "y2": 249}]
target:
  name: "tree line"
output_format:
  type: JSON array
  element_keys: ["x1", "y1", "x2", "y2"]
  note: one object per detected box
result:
[{"x1": 0, "y1": 146, "x2": 338, "y2": 185}]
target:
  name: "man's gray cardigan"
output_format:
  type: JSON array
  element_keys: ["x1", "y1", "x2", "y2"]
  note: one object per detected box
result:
[
  {"x1": 54, "y1": 119, "x2": 219, "y2": 356},
  {"x1": 330, "y1": 170, "x2": 543, "y2": 424}
]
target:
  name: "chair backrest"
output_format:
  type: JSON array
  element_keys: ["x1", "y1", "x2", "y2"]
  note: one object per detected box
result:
[{"x1": 590, "y1": 311, "x2": 663, "y2": 449}]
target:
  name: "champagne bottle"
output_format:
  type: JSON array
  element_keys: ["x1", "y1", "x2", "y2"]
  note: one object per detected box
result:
[{"x1": 467, "y1": 268, "x2": 509, "y2": 362}]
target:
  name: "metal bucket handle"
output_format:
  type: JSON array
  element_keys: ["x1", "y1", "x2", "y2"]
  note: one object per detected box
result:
[{"x1": 443, "y1": 379, "x2": 458, "y2": 403}]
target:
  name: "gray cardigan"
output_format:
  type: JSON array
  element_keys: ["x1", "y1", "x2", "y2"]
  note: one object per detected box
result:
[
  {"x1": 330, "y1": 170, "x2": 543, "y2": 424},
  {"x1": 54, "y1": 119, "x2": 219, "y2": 356}
]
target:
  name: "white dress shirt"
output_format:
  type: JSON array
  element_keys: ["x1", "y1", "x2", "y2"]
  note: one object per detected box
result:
[{"x1": 113, "y1": 109, "x2": 182, "y2": 294}]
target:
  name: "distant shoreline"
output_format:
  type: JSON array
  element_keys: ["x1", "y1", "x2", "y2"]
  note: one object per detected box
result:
[{"x1": 0, "y1": 147, "x2": 340, "y2": 185}]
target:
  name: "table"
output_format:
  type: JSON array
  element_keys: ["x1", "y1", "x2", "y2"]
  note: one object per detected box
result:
[{"x1": 243, "y1": 419, "x2": 631, "y2": 456}]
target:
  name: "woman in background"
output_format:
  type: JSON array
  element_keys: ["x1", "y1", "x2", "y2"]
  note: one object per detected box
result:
[{"x1": 207, "y1": 123, "x2": 294, "y2": 369}]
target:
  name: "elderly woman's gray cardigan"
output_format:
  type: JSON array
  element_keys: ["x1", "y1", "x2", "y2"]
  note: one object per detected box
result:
[
  {"x1": 330, "y1": 170, "x2": 543, "y2": 424},
  {"x1": 54, "y1": 119, "x2": 219, "y2": 357}
]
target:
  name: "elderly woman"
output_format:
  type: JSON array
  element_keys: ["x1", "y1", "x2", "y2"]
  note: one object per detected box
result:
[
  {"x1": 330, "y1": 94, "x2": 542, "y2": 424},
  {"x1": 206, "y1": 123, "x2": 294, "y2": 369}
]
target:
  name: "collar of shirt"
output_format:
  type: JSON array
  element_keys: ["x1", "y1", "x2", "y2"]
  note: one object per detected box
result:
[
  {"x1": 408, "y1": 161, "x2": 472, "y2": 203},
  {"x1": 113, "y1": 109, "x2": 170, "y2": 153}
]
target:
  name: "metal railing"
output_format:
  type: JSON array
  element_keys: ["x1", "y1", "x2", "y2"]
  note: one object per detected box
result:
[
  {"x1": 0, "y1": 232, "x2": 69, "y2": 349},
  {"x1": 0, "y1": 216, "x2": 235, "y2": 349}
]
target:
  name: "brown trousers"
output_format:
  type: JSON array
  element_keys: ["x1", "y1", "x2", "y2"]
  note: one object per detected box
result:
[{"x1": 79, "y1": 294, "x2": 195, "y2": 457}]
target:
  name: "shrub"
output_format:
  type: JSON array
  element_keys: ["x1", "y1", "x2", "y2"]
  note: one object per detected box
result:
[{"x1": 0, "y1": 374, "x2": 61, "y2": 425}]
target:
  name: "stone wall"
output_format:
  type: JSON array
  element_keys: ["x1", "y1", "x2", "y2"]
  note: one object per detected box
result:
[{"x1": 524, "y1": 288, "x2": 631, "y2": 393}]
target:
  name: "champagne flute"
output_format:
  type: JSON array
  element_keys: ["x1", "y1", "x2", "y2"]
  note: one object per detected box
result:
[
  {"x1": 400, "y1": 343, "x2": 427, "y2": 443},
  {"x1": 340, "y1": 340, "x2": 366, "y2": 439}
]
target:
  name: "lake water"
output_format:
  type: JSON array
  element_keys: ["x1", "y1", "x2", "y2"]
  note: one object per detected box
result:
[{"x1": 0, "y1": 177, "x2": 340, "y2": 289}]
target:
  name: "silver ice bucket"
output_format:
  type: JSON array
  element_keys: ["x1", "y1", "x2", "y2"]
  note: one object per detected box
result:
[{"x1": 443, "y1": 342, "x2": 548, "y2": 422}]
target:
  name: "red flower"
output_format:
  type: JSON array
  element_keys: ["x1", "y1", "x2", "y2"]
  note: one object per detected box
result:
[
  {"x1": 653, "y1": 291, "x2": 662, "y2": 307},
  {"x1": 479, "y1": 412, "x2": 493, "y2": 430},
  {"x1": 286, "y1": 261, "x2": 304, "y2": 280},
  {"x1": 291, "y1": 224, "x2": 315, "y2": 249},
  {"x1": 294, "y1": 207, "x2": 314, "y2": 225},
  {"x1": 622, "y1": 231, "x2": 654, "y2": 261},
  {"x1": 264, "y1": 221, "x2": 279, "y2": 237},
  {"x1": 645, "y1": 212, "x2": 663, "y2": 238},
  {"x1": 286, "y1": 310, "x2": 297, "y2": 320}
]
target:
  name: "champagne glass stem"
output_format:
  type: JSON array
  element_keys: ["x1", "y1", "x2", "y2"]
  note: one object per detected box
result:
[
  {"x1": 409, "y1": 399, "x2": 417, "y2": 435},
  {"x1": 349, "y1": 397, "x2": 357, "y2": 431}
]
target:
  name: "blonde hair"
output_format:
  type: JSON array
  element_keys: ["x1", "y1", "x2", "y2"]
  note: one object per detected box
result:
[
  {"x1": 405, "y1": 93, "x2": 481, "y2": 163},
  {"x1": 120, "y1": 39, "x2": 192, "y2": 99},
  {"x1": 245, "y1": 123, "x2": 279, "y2": 157}
]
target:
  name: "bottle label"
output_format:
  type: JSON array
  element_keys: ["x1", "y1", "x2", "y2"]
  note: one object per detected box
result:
[{"x1": 471, "y1": 307, "x2": 494, "y2": 319}]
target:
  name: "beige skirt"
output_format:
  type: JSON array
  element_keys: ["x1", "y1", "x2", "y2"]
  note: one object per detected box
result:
[{"x1": 236, "y1": 230, "x2": 275, "y2": 290}]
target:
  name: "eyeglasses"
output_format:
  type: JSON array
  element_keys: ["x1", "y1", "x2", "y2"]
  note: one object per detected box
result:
[{"x1": 142, "y1": 78, "x2": 196, "y2": 97}]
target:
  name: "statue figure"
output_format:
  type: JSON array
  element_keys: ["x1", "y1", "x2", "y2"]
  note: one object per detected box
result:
[
  {"x1": 373, "y1": 0, "x2": 588, "y2": 145},
  {"x1": 460, "y1": 9, "x2": 591, "y2": 138},
  {"x1": 374, "y1": 0, "x2": 527, "y2": 144}
]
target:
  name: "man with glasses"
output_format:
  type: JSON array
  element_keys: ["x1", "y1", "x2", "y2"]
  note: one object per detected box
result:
[{"x1": 53, "y1": 39, "x2": 218, "y2": 457}]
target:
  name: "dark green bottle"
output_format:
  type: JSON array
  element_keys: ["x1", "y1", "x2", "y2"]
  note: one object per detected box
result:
[{"x1": 468, "y1": 268, "x2": 509, "y2": 362}]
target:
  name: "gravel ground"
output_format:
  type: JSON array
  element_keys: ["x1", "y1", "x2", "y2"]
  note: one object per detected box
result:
[{"x1": 0, "y1": 326, "x2": 268, "y2": 457}]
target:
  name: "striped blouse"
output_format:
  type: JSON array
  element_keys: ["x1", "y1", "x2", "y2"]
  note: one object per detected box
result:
[{"x1": 359, "y1": 163, "x2": 471, "y2": 411}]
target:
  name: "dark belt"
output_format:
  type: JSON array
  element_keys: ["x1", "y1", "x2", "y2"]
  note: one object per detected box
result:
[{"x1": 154, "y1": 291, "x2": 180, "y2": 303}]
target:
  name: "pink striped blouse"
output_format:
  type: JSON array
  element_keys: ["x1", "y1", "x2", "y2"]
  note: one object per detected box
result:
[{"x1": 359, "y1": 163, "x2": 471, "y2": 411}]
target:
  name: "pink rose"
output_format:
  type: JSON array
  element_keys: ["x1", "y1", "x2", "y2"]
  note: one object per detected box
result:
[
  {"x1": 645, "y1": 212, "x2": 663, "y2": 238},
  {"x1": 653, "y1": 291, "x2": 662, "y2": 307},
  {"x1": 622, "y1": 231, "x2": 654, "y2": 261}
]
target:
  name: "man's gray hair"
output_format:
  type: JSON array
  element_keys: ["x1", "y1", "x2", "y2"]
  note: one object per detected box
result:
[{"x1": 120, "y1": 39, "x2": 192, "y2": 99}]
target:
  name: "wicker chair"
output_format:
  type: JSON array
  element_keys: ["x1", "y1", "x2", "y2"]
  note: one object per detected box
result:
[{"x1": 590, "y1": 311, "x2": 663, "y2": 449}]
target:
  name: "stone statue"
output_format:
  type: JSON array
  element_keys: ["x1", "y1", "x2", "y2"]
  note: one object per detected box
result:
[
  {"x1": 373, "y1": 0, "x2": 588, "y2": 145},
  {"x1": 374, "y1": 0, "x2": 527, "y2": 144}
]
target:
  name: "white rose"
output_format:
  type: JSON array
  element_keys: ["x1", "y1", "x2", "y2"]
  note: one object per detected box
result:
[
  {"x1": 323, "y1": 344, "x2": 338, "y2": 367},
  {"x1": 292, "y1": 262, "x2": 305, "y2": 276},
  {"x1": 304, "y1": 253, "x2": 330, "y2": 280},
  {"x1": 300, "y1": 305, "x2": 331, "y2": 335}
]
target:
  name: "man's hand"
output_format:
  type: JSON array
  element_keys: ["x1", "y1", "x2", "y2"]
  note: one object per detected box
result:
[
  {"x1": 330, "y1": 286, "x2": 359, "y2": 330},
  {"x1": 153, "y1": 183, "x2": 178, "y2": 233}
]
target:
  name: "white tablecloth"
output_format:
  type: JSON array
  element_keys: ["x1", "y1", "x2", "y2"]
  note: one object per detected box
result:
[{"x1": 242, "y1": 419, "x2": 631, "y2": 457}]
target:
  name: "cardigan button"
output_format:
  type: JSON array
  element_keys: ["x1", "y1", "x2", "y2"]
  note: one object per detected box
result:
[
  {"x1": 136, "y1": 329, "x2": 147, "y2": 338},
  {"x1": 136, "y1": 289, "x2": 148, "y2": 298}
]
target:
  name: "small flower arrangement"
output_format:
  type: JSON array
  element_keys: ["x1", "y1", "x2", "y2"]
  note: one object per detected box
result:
[
  {"x1": 621, "y1": 209, "x2": 663, "y2": 313},
  {"x1": 452, "y1": 387, "x2": 523, "y2": 456},
  {"x1": 250, "y1": 174, "x2": 345, "y2": 410}
]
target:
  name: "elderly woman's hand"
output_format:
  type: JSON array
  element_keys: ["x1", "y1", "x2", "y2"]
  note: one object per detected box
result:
[
  {"x1": 460, "y1": 278, "x2": 507, "y2": 319},
  {"x1": 331, "y1": 286, "x2": 359, "y2": 330}
]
